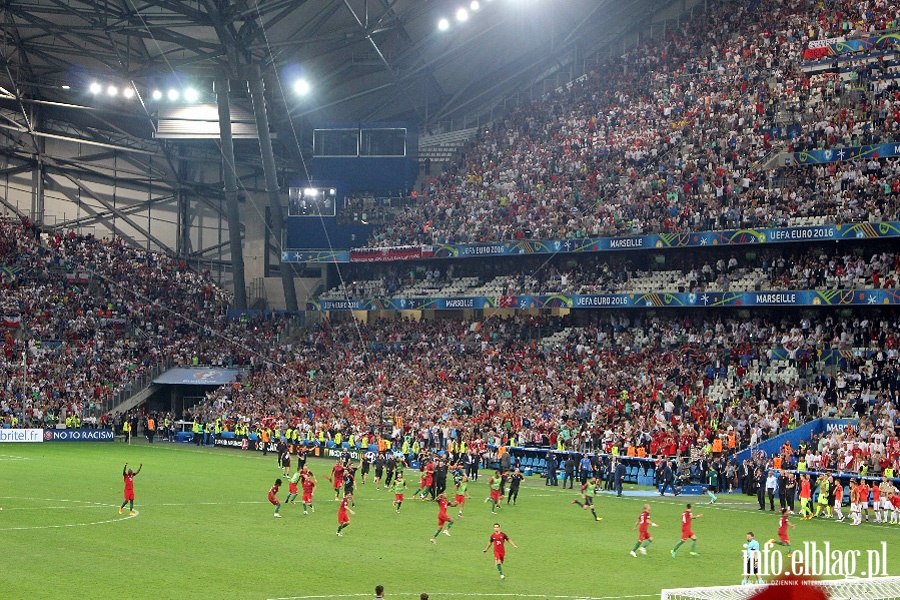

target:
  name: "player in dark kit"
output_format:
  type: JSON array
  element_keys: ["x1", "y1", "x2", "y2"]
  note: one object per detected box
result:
[
  {"x1": 360, "y1": 451, "x2": 373, "y2": 485},
  {"x1": 483, "y1": 523, "x2": 517, "y2": 579},
  {"x1": 506, "y1": 468, "x2": 524, "y2": 505},
  {"x1": 343, "y1": 465, "x2": 357, "y2": 504},
  {"x1": 118, "y1": 462, "x2": 142, "y2": 515},
  {"x1": 374, "y1": 453, "x2": 385, "y2": 489}
]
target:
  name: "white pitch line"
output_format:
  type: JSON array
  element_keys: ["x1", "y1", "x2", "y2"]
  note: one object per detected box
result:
[
  {"x1": 0, "y1": 496, "x2": 138, "y2": 531},
  {"x1": 269, "y1": 593, "x2": 655, "y2": 600}
]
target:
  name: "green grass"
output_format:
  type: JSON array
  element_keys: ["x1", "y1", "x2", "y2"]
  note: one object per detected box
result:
[{"x1": 2, "y1": 440, "x2": 899, "y2": 600}]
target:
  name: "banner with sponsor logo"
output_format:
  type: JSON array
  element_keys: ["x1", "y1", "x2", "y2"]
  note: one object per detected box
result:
[
  {"x1": 282, "y1": 250, "x2": 351, "y2": 263},
  {"x1": 808, "y1": 36, "x2": 846, "y2": 49},
  {"x1": 284, "y1": 222, "x2": 900, "y2": 265},
  {"x1": 350, "y1": 246, "x2": 434, "y2": 262},
  {"x1": 801, "y1": 33, "x2": 900, "y2": 59},
  {"x1": 307, "y1": 288, "x2": 900, "y2": 311},
  {"x1": 0, "y1": 428, "x2": 43, "y2": 443},
  {"x1": 793, "y1": 143, "x2": 900, "y2": 165},
  {"x1": 43, "y1": 429, "x2": 115, "y2": 442}
]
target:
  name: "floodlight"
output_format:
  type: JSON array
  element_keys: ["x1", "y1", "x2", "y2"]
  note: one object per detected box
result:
[
  {"x1": 294, "y1": 79, "x2": 310, "y2": 95},
  {"x1": 107, "y1": 85, "x2": 118, "y2": 96},
  {"x1": 471, "y1": 1, "x2": 480, "y2": 10},
  {"x1": 89, "y1": 82, "x2": 102, "y2": 94},
  {"x1": 438, "y1": 18, "x2": 450, "y2": 30},
  {"x1": 151, "y1": 89, "x2": 163, "y2": 100},
  {"x1": 167, "y1": 89, "x2": 179, "y2": 101},
  {"x1": 122, "y1": 87, "x2": 135, "y2": 99},
  {"x1": 456, "y1": 8, "x2": 468, "y2": 22},
  {"x1": 184, "y1": 87, "x2": 199, "y2": 102}
]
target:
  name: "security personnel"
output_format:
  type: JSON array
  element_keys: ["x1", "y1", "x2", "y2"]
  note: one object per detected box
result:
[{"x1": 123, "y1": 419, "x2": 132, "y2": 443}]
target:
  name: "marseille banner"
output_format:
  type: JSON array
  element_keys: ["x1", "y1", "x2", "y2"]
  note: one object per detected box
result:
[
  {"x1": 793, "y1": 143, "x2": 900, "y2": 165},
  {"x1": 306, "y1": 288, "x2": 900, "y2": 311},
  {"x1": 285, "y1": 222, "x2": 900, "y2": 265}
]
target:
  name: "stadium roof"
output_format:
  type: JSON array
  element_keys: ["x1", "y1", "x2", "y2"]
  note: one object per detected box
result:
[
  {"x1": 0, "y1": 0, "x2": 681, "y2": 256},
  {"x1": 0, "y1": 0, "x2": 671, "y2": 138}
]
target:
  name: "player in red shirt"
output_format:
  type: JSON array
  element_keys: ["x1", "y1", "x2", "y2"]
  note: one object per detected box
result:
[
  {"x1": 888, "y1": 492, "x2": 900, "y2": 523},
  {"x1": 418, "y1": 457, "x2": 435, "y2": 501},
  {"x1": 858, "y1": 480, "x2": 871, "y2": 523},
  {"x1": 268, "y1": 478, "x2": 283, "y2": 517},
  {"x1": 118, "y1": 462, "x2": 142, "y2": 516},
  {"x1": 671, "y1": 503, "x2": 702, "y2": 558},
  {"x1": 429, "y1": 492, "x2": 459, "y2": 544},
  {"x1": 872, "y1": 481, "x2": 882, "y2": 523},
  {"x1": 630, "y1": 504, "x2": 658, "y2": 557},
  {"x1": 799, "y1": 474, "x2": 813, "y2": 519},
  {"x1": 336, "y1": 493, "x2": 355, "y2": 536},
  {"x1": 768, "y1": 508, "x2": 794, "y2": 556},
  {"x1": 483, "y1": 522, "x2": 517, "y2": 579},
  {"x1": 328, "y1": 461, "x2": 345, "y2": 501},
  {"x1": 301, "y1": 473, "x2": 316, "y2": 515},
  {"x1": 833, "y1": 480, "x2": 844, "y2": 522}
]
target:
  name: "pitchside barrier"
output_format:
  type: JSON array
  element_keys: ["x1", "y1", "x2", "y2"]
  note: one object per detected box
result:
[
  {"x1": 661, "y1": 576, "x2": 900, "y2": 600},
  {"x1": 0, "y1": 428, "x2": 115, "y2": 443}
]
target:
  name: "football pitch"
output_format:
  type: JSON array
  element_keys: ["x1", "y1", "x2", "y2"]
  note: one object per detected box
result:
[{"x1": 3, "y1": 441, "x2": 898, "y2": 600}]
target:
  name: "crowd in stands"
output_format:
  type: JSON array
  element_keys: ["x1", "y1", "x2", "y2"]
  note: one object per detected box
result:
[
  {"x1": 0, "y1": 217, "x2": 290, "y2": 428},
  {"x1": 320, "y1": 245, "x2": 900, "y2": 300},
  {"x1": 357, "y1": 0, "x2": 900, "y2": 247},
  {"x1": 3, "y1": 0, "x2": 900, "y2": 490},
  {"x1": 2, "y1": 218, "x2": 899, "y2": 481},
  {"x1": 181, "y1": 312, "x2": 900, "y2": 469}
]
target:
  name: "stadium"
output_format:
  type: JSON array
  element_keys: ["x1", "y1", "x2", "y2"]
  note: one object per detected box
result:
[{"x1": 2, "y1": 0, "x2": 900, "y2": 598}]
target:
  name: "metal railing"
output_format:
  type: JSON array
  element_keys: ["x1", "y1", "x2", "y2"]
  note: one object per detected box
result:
[{"x1": 102, "y1": 359, "x2": 171, "y2": 415}]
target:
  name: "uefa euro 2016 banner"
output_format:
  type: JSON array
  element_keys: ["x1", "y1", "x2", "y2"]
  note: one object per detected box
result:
[
  {"x1": 43, "y1": 429, "x2": 115, "y2": 442},
  {"x1": 826, "y1": 33, "x2": 900, "y2": 56},
  {"x1": 803, "y1": 33, "x2": 900, "y2": 59},
  {"x1": 284, "y1": 221, "x2": 900, "y2": 264},
  {"x1": 792, "y1": 143, "x2": 900, "y2": 165},
  {"x1": 306, "y1": 288, "x2": 900, "y2": 311}
]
